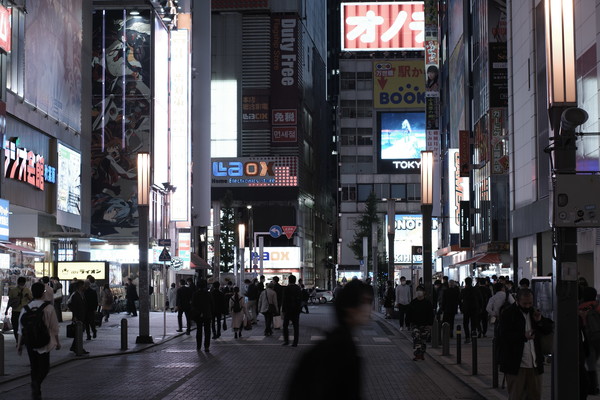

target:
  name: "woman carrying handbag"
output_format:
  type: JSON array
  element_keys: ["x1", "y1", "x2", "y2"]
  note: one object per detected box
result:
[{"x1": 258, "y1": 282, "x2": 279, "y2": 336}]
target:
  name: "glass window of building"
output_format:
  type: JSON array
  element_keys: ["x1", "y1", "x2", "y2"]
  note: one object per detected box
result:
[
  {"x1": 357, "y1": 184, "x2": 373, "y2": 201},
  {"x1": 341, "y1": 72, "x2": 356, "y2": 90},
  {"x1": 341, "y1": 185, "x2": 356, "y2": 201},
  {"x1": 391, "y1": 184, "x2": 407, "y2": 201}
]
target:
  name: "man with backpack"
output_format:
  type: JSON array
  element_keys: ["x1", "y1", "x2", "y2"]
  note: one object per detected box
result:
[
  {"x1": 17, "y1": 282, "x2": 61, "y2": 400},
  {"x1": 7, "y1": 277, "x2": 33, "y2": 341}
]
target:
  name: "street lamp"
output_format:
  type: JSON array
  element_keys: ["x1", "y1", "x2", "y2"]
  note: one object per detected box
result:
[
  {"x1": 136, "y1": 153, "x2": 153, "y2": 344},
  {"x1": 420, "y1": 151, "x2": 433, "y2": 297},
  {"x1": 384, "y1": 198, "x2": 395, "y2": 283},
  {"x1": 544, "y1": 0, "x2": 578, "y2": 397},
  {"x1": 247, "y1": 205, "x2": 254, "y2": 274}
]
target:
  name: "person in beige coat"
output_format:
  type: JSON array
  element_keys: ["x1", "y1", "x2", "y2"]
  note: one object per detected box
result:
[
  {"x1": 229, "y1": 286, "x2": 247, "y2": 339},
  {"x1": 258, "y1": 282, "x2": 279, "y2": 336}
]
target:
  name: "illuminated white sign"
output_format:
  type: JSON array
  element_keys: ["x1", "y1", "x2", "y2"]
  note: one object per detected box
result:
[
  {"x1": 57, "y1": 143, "x2": 81, "y2": 215},
  {"x1": 170, "y1": 30, "x2": 190, "y2": 221},
  {"x1": 448, "y1": 149, "x2": 469, "y2": 234},
  {"x1": 386, "y1": 215, "x2": 438, "y2": 264},
  {"x1": 0, "y1": 253, "x2": 9, "y2": 269},
  {"x1": 212, "y1": 157, "x2": 298, "y2": 187},
  {"x1": 57, "y1": 261, "x2": 107, "y2": 280},
  {"x1": 244, "y1": 246, "x2": 300, "y2": 270}
]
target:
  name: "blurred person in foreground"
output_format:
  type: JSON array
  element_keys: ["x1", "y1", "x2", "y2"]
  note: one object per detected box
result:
[{"x1": 286, "y1": 280, "x2": 373, "y2": 400}]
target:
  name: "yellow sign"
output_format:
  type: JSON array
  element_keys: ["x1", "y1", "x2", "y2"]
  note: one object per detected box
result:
[
  {"x1": 34, "y1": 262, "x2": 52, "y2": 277},
  {"x1": 57, "y1": 262, "x2": 106, "y2": 281},
  {"x1": 373, "y1": 60, "x2": 426, "y2": 109}
]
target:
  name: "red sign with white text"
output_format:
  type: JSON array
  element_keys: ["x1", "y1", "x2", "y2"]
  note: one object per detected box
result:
[
  {"x1": 341, "y1": 2, "x2": 424, "y2": 51},
  {"x1": 0, "y1": 6, "x2": 11, "y2": 53},
  {"x1": 282, "y1": 226, "x2": 296, "y2": 239}
]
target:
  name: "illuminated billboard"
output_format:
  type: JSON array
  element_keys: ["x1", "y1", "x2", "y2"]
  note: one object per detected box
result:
[
  {"x1": 57, "y1": 261, "x2": 108, "y2": 281},
  {"x1": 211, "y1": 157, "x2": 298, "y2": 187},
  {"x1": 244, "y1": 247, "x2": 300, "y2": 273},
  {"x1": 378, "y1": 112, "x2": 425, "y2": 173},
  {"x1": 341, "y1": 2, "x2": 425, "y2": 51},
  {"x1": 374, "y1": 60, "x2": 425, "y2": 109},
  {"x1": 448, "y1": 149, "x2": 469, "y2": 234},
  {"x1": 386, "y1": 215, "x2": 438, "y2": 264},
  {"x1": 57, "y1": 143, "x2": 81, "y2": 215}
]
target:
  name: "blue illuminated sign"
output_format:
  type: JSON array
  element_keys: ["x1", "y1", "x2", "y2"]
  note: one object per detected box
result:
[{"x1": 0, "y1": 199, "x2": 9, "y2": 241}]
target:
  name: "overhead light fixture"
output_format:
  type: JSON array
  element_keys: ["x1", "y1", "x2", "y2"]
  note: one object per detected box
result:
[{"x1": 130, "y1": 10, "x2": 140, "y2": 15}]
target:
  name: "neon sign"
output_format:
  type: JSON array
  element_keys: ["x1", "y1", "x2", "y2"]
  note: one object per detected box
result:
[
  {"x1": 4, "y1": 139, "x2": 56, "y2": 190},
  {"x1": 211, "y1": 157, "x2": 298, "y2": 187}
]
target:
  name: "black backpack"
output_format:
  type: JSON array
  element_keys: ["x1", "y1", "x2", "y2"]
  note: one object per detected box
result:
[
  {"x1": 21, "y1": 302, "x2": 51, "y2": 348},
  {"x1": 232, "y1": 295, "x2": 242, "y2": 313}
]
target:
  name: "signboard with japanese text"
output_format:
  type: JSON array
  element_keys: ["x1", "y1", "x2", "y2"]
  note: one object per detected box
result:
[
  {"x1": 57, "y1": 261, "x2": 108, "y2": 281},
  {"x1": 0, "y1": 5, "x2": 11, "y2": 53},
  {"x1": 490, "y1": 108, "x2": 508, "y2": 174},
  {"x1": 170, "y1": 30, "x2": 190, "y2": 222},
  {"x1": 242, "y1": 90, "x2": 270, "y2": 129},
  {"x1": 178, "y1": 232, "x2": 191, "y2": 269},
  {"x1": 374, "y1": 60, "x2": 425, "y2": 109},
  {"x1": 385, "y1": 215, "x2": 438, "y2": 264},
  {"x1": 459, "y1": 130, "x2": 470, "y2": 177},
  {"x1": 341, "y1": 2, "x2": 425, "y2": 51},
  {"x1": 271, "y1": 14, "x2": 300, "y2": 147},
  {"x1": 3, "y1": 138, "x2": 56, "y2": 190},
  {"x1": 211, "y1": 157, "x2": 298, "y2": 187},
  {"x1": 448, "y1": 149, "x2": 469, "y2": 234}
]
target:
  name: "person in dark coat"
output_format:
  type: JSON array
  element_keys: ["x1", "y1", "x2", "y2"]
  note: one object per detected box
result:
[
  {"x1": 281, "y1": 274, "x2": 302, "y2": 347},
  {"x1": 210, "y1": 281, "x2": 227, "y2": 339},
  {"x1": 125, "y1": 278, "x2": 138, "y2": 317},
  {"x1": 477, "y1": 278, "x2": 493, "y2": 338},
  {"x1": 68, "y1": 280, "x2": 88, "y2": 354},
  {"x1": 383, "y1": 281, "x2": 395, "y2": 319},
  {"x1": 176, "y1": 279, "x2": 193, "y2": 334},
  {"x1": 83, "y1": 280, "x2": 99, "y2": 340},
  {"x1": 498, "y1": 288, "x2": 553, "y2": 400},
  {"x1": 286, "y1": 280, "x2": 373, "y2": 400},
  {"x1": 441, "y1": 279, "x2": 460, "y2": 337},
  {"x1": 191, "y1": 279, "x2": 214, "y2": 352},
  {"x1": 407, "y1": 285, "x2": 434, "y2": 361},
  {"x1": 460, "y1": 277, "x2": 483, "y2": 343},
  {"x1": 273, "y1": 276, "x2": 284, "y2": 313}
]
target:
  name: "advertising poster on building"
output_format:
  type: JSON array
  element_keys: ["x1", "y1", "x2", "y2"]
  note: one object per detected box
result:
[
  {"x1": 490, "y1": 108, "x2": 508, "y2": 174},
  {"x1": 24, "y1": 0, "x2": 82, "y2": 132},
  {"x1": 386, "y1": 215, "x2": 438, "y2": 264},
  {"x1": 448, "y1": 149, "x2": 469, "y2": 234},
  {"x1": 90, "y1": 11, "x2": 152, "y2": 237},
  {"x1": 57, "y1": 143, "x2": 81, "y2": 215},
  {"x1": 0, "y1": 199, "x2": 8, "y2": 241},
  {"x1": 271, "y1": 14, "x2": 300, "y2": 146},
  {"x1": 374, "y1": 60, "x2": 425, "y2": 109},
  {"x1": 341, "y1": 2, "x2": 425, "y2": 51}
]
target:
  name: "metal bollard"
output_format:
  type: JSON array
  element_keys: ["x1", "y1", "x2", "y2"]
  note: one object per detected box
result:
[
  {"x1": 456, "y1": 324, "x2": 462, "y2": 364},
  {"x1": 0, "y1": 332, "x2": 4, "y2": 376},
  {"x1": 75, "y1": 321, "x2": 84, "y2": 356},
  {"x1": 471, "y1": 330, "x2": 478, "y2": 375},
  {"x1": 431, "y1": 317, "x2": 439, "y2": 349},
  {"x1": 121, "y1": 318, "x2": 128, "y2": 351},
  {"x1": 442, "y1": 322, "x2": 450, "y2": 356},
  {"x1": 492, "y1": 337, "x2": 498, "y2": 387}
]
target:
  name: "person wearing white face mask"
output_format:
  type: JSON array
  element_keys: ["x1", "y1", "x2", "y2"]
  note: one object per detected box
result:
[
  {"x1": 395, "y1": 276, "x2": 412, "y2": 330},
  {"x1": 407, "y1": 285, "x2": 434, "y2": 361}
]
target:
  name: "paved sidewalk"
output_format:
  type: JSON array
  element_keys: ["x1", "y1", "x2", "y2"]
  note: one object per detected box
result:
[
  {"x1": 0, "y1": 310, "x2": 186, "y2": 384},
  {"x1": 376, "y1": 311, "x2": 554, "y2": 400}
]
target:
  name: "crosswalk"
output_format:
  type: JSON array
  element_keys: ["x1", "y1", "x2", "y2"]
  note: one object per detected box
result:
[{"x1": 178, "y1": 332, "x2": 395, "y2": 345}]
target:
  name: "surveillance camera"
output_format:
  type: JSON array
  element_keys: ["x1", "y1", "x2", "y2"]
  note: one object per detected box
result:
[{"x1": 560, "y1": 107, "x2": 589, "y2": 132}]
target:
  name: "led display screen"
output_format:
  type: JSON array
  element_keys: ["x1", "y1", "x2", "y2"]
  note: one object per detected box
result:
[{"x1": 378, "y1": 112, "x2": 425, "y2": 173}]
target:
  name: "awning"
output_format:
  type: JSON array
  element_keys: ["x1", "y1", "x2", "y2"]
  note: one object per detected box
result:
[
  {"x1": 452, "y1": 253, "x2": 501, "y2": 267},
  {"x1": 0, "y1": 242, "x2": 45, "y2": 257},
  {"x1": 190, "y1": 253, "x2": 212, "y2": 269}
]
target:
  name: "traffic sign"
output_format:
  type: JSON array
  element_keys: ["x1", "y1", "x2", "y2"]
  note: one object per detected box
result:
[
  {"x1": 159, "y1": 247, "x2": 171, "y2": 262},
  {"x1": 282, "y1": 226, "x2": 296, "y2": 239},
  {"x1": 158, "y1": 239, "x2": 171, "y2": 247},
  {"x1": 269, "y1": 225, "x2": 283, "y2": 238}
]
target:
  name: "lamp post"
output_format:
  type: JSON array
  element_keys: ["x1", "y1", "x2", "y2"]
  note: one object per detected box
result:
[
  {"x1": 238, "y1": 223, "x2": 245, "y2": 287},
  {"x1": 420, "y1": 151, "x2": 433, "y2": 298},
  {"x1": 136, "y1": 153, "x2": 153, "y2": 344},
  {"x1": 544, "y1": 1, "x2": 580, "y2": 397},
  {"x1": 385, "y1": 198, "x2": 395, "y2": 283},
  {"x1": 247, "y1": 205, "x2": 254, "y2": 273}
]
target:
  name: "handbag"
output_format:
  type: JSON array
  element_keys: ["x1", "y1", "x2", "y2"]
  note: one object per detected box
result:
[
  {"x1": 273, "y1": 315, "x2": 282, "y2": 329},
  {"x1": 2, "y1": 315, "x2": 12, "y2": 332},
  {"x1": 66, "y1": 322, "x2": 76, "y2": 338}
]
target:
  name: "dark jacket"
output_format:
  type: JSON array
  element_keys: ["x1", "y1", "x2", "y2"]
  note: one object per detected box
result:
[
  {"x1": 84, "y1": 287, "x2": 99, "y2": 311},
  {"x1": 69, "y1": 291, "x2": 86, "y2": 321},
  {"x1": 210, "y1": 288, "x2": 227, "y2": 315},
  {"x1": 383, "y1": 287, "x2": 395, "y2": 308},
  {"x1": 478, "y1": 285, "x2": 493, "y2": 313},
  {"x1": 407, "y1": 298, "x2": 435, "y2": 326},
  {"x1": 191, "y1": 289, "x2": 214, "y2": 321},
  {"x1": 246, "y1": 283, "x2": 259, "y2": 301},
  {"x1": 273, "y1": 282, "x2": 283, "y2": 310},
  {"x1": 498, "y1": 303, "x2": 554, "y2": 375},
  {"x1": 126, "y1": 283, "x2": 139, "y2": 301},
  {"x1": 282, "y1": 284, "x2": 302, "y2": 314},
  {"x1": 176, "y1": 286, "x2": 193, "y2": 311},
  {"x1": 442, "y1": 286, "x2": 460, "y2": 315},
  {"x1": 460, "y1": 285, "x2": 483, "y2": 315},
  {"x1": 287, "y1": 325, "x2": 361, "y2": 400}
]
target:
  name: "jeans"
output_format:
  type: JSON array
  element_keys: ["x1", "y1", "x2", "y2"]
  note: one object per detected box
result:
[
  {"x1": 11, "y1": 311, "x2": 20, "y2": 341},
  {"x1": 26, "y1": 345, "x2": 50, "y2": 400},
  {"x1": 283, "y1": 312, "x2": 300, "y2": 345},
  {"x1": 263, "y1": 312, "x2": 274, "y2": 335},
  {"x1": 195, "y1": 318, "x2": 211, "y2": 350},
  {"x1": 463, "y1": 313, "x2": 480, "y2": 339},
  {"x1": 178, "y1": 309, "x2": 191, "y2": 332}
]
